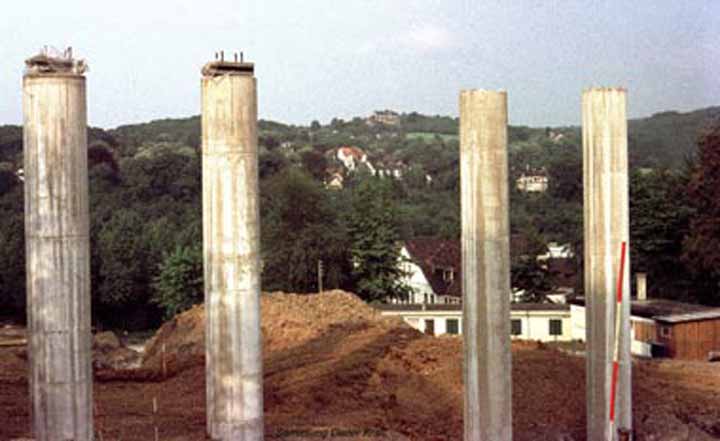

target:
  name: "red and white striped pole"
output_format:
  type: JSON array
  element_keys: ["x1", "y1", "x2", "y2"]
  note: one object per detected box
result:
[{"x1": 609, "y1": 241, "x2": 627, "y2": 440}]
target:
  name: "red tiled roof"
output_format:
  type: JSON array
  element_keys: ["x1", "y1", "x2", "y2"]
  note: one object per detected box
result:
[{"x1": 338, "y1": 146, "x2": 366, "y2": 160}]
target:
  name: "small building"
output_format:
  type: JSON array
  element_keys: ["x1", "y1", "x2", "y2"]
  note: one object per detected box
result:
[
  {"x1": 367, "y1": 110, "x2": 400, "y2": 126},
  {"x1": 569, "y1": 296, "x2": 720, "y2": 360},
  {"x1": 537, "y1": 242, "x2": 574, "y2": 261},
  {"x1": 375, "y1": 303, "x2": 572, "y2": 342},
  {"x1": 516, "y1": 174, "x2": 549, "y2": 192},
  {"x1": 325, "y1": 172, "x2": 344, "y2": 190},
  {"x1": 336, "y1": 146, "x2": 376, "y2": 175}
]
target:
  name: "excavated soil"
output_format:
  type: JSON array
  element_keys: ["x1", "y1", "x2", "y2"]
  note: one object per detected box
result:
[{"x1": 2, "y1": 291, "x2": 720, "y2": 440}]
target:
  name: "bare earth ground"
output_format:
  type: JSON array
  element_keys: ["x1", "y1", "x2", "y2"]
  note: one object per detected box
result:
[{"x1": 2, "y1": 290, "x2": 720, "y2": 440}]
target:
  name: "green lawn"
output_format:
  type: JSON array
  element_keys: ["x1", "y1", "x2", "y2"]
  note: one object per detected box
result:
[{"x1": 406, "y1": 132, "x2": 458, "y2": 142}]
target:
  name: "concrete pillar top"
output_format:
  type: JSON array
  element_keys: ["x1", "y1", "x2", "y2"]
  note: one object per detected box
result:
[
  {"x1": 460, "y1": 88, "x2": 507, "y2": 95},
  {"x1": 24, "y1": 47, "x2": 87, "y2": 78},
  {"x1": 202, "y1": 60, "x2": 254, "y2": 77},
  {"x1": 583, "y1": 86, "x2": 627, "y2": 93}
]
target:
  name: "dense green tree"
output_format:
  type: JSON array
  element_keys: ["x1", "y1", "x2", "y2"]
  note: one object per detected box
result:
[
  {"x1": 348, "y1": 177, "x2": 411, "y2": 302},
  {"x1": 512, "y1": 258, "x2": 554, "y2": 302},
  {"x1": 547, "y1": 148, "x2": 582, "y2": 202},
  {"x1": 0, "y1": 186, "x2": 25, "y2": 316},
  {"x1": 683, "y1": 123, "x2": 720, "y2": 302},
  {"x1": 260, "y1": 168, "x2": 351, "y2": 292},
  {"x1": 630, "y1": 169, "x2": 693, "y2": 298},
  {"x1": 0, "y1": 168, "x2": 19, "y2": 196},
  {"x1": 95, "y1": 209, "x2": 150, "y2": 308},
  {"x1": 259, "y1": 150, "x2": 289, "y2": 179},
  {"x1": 300, "y1": 149, "x2": 328, "y2": 181},
  {"x1": 151, "y1": 245, "x2": 203, "y2": 319}
]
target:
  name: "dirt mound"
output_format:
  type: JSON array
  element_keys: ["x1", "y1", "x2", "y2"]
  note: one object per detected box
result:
[
  {"x1": 142, "y1": 290, "x2": 400, "y2": 371},
  {"x1": 3, "y1": 291, "x2": 720, "y2": 440}
]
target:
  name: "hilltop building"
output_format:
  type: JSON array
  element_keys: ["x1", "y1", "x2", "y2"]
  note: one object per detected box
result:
[{"x1": 366, "y1": 110, "x2": 400, "y2": 126}]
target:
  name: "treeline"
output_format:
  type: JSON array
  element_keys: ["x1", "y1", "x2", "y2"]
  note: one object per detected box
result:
[{"x1": 1, "y1": 107, "x2": 719, "y2": 329}]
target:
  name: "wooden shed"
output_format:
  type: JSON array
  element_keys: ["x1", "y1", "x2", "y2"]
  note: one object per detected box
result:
[
  {"x1": 653, "y1": 311, "x2": 720, "y2": 360},
  {"x1": 570, "y1": 297, "x2": 720, "y2": 360}
]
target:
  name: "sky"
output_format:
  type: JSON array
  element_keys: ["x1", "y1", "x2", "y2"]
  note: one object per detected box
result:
[{"x1": 0, "y1": 0, "x2": 718, "y2": 129}]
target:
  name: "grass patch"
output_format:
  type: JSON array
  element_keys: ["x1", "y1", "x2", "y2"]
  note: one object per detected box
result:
[{"x1": 406, "y1": 132, "x2": 458, "y2": 142}]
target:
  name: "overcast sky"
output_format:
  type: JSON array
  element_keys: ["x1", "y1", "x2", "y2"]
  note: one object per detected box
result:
[{"x1": 0, "y1": 1, "x2": 717, "y2": 128}]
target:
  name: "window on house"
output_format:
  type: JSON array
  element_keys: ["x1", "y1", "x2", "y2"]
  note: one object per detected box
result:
[
  {"x1": 423, "y1": 293, "x2": 428, "y2": 304},
  {"x1": 424, "y1": 319, "x2": 435, "y2": 336},
  {"x1": 447, "y1": 319, "x2": 459, "y2": 335},
  {"x1": 660, "y1": 325, "x2": 671, "y2": 339},
  {"x1": 511, "y1": 319, "x2": 522, "y2": 336},
  {"x1": 549, "y1": 319, "x2": 563, "y2": 336}
]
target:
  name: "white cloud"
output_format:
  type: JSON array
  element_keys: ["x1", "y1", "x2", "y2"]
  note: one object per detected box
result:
[
  {"x1": 356, "y1": 24, "x2": 457, "y2": 55},
  {"x1": 403, "y1": 25, "x2": 457, "y2": 51}
]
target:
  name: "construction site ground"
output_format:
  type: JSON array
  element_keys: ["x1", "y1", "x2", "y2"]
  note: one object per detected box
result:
[{"x1": 2, "y1": 290, "x2": 720, "y2": 440}]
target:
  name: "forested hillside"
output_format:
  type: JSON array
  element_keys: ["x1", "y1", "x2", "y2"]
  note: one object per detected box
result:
[{"x1": 0, "y1": 106, "x2": 718, "y2": 329}]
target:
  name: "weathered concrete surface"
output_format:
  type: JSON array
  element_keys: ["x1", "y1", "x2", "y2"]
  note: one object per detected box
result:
[
  {"x1": 582, "y1": 88, "x2": 632, "y2": 440},
  {"x1": 201, "y1": 63, "x2": 263, "y2": 440},
  {"x1": 23, "y1": 71, "x2": 93, "y2": 440},
  {"x1": 459, "y1": 90, "x2": 512, "y2": 441}
]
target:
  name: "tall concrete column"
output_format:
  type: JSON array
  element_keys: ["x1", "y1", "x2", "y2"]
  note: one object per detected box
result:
[
  {"x1": 460, "y1": 90, "x2": 512, "y2": 441},
  {"x1": 23, "y1": 51, "x2": 93, "y2": 440},
  {"x1": 582, "y1": 88, "x2": 632, "y2": 440},
  {"x1": 201, "y1": 58, "x2": 263, "y2": 441}
]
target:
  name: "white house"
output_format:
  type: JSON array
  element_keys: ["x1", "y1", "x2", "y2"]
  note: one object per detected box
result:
[
  {"x1": 325, "y1": 172, "x2": 344, "y2": 190},
  {"x1": 376, "y1": 303, "x2": 572, "y2": 342},
  {"x1": 537, "y1": 242, "x2": 574, "y2": 261},
  {"x1": 336, "y1": 146, "x2": 376, "y2": 175},
  {"x1": 516, "y1": 174, "x2": 549, "y2": 193},
  {"x1": 391, "y1": 239, "x2": 462, "y2": 305}
]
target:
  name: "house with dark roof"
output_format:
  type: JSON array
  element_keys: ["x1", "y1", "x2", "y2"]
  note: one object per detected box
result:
[
  {"x1": 393, "y1": 238, "x2": 577, "y2": 305},
  {"x1": 379, "y1": 238, "x2": 576, "y2": 340},
  {"x1": 393, "y1": 239, "x2": 462, "y2": 305}
]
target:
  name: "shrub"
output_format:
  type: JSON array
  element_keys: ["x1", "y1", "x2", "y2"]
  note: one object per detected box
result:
[{"x1": 151, "y1": 245, "x2": 203, "y2": 320}]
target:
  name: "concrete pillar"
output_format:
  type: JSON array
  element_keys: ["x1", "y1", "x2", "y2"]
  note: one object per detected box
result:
[
  {"x1": 460, "y1": 90, "x2": 512, "y2": 441},
  {"x1": 23, "y1": 51, "x2": 93, "y2": 440},
  {"x1": 636, "y1": 273, "x2": 647, "y2": 301},
  {"x1": 582, "y1": 88, "x2": 632, "y2": 440},
  {"x1": 201, "y1": 58, "x2": 263, "y2": 440}
]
